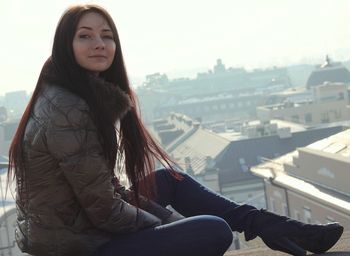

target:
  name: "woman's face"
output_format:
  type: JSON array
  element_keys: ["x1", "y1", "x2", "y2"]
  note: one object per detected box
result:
[{"x1": 73, "y1": 12, "x2": 116, "y2": 75}]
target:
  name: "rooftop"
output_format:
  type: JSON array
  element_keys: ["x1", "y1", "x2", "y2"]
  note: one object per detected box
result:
[
  {"x1": 225, "y1": 231, "x2": 350, "y2": 255},
  {"x1": 216, "y1": 125, "x2": 344, "y2": 186},
  {"x1": 306, "y1": 57, "x2": 350, "y2": 88},
  {"x1": 168, "y1": 127, "x2": 230, "y2": 175}
]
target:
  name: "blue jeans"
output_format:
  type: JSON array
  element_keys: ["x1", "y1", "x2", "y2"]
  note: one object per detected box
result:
[{"x1": 97, "y1": 168, "x2": 257, "y2": 256}]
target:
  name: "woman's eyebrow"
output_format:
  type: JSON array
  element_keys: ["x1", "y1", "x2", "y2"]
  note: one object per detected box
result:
[
  {"x1": 77, "y1": 26, "x2": 93, "y2": 30},
  {"x1": 77, "y1": 26, "x2": 112, "y2": 32}
]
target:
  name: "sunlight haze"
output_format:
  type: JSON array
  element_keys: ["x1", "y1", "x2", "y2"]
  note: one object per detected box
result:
[{"x1": 1, "y1": 0, "x2": 350, "y2": 94}]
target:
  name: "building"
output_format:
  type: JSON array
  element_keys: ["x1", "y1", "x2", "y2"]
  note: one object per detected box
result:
[
  {"x1": 0, "y1": 119, "x2": 19, "y2": 156},
  {"x1": 4, "y1": 90, "x2": 28, "y2": 118},
  {"x1": 251, "y1": 129, "x2": 350, "y2": 230},
  {"x1": 257, "y1": 82, "x2": 350, "y2": 125},
  {"x1": 142, "y1": 59, "x2": 290, "y2": 97},
  {"x1": 0, "y1": 107, "x2": 7, "y2": 122},
  {"x1": 150, "y1": 113, "x2": 346, "y2": 209},
  {"x1": 307, "y1": 56, "x2": 350, "y2": 88},
  {"x1": 137, "y1": 59, "x2": 291, "y2": 123},
  {"x1": 215, "y1": 125, "x2": 346, "y2": 209},
  {"x1": 0, "y1": 155, "x2": 18, "y2": 255},
  {"x1": 257, "y1": 57, "x2": 350, "y2": 126},
  {"x1": 156, "y1": 90, "x2": 266, "y2": 123},
  {"x1": 161, "y1": 114, "x2": 231, "y2": 193}
]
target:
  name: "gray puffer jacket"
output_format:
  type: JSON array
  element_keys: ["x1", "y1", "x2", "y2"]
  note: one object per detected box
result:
[{"x1": 16, "y1": 83, "x2": 161, "y2": 256}]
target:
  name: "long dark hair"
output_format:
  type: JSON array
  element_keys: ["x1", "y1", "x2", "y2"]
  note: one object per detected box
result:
[{"x1": 8, "y1": 4, "x2": 178, "y2": 204}]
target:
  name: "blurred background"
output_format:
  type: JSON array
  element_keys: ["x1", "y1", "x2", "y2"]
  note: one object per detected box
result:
[{"x1": 1, "y1": 0, "x2": 350, "y2": 254}]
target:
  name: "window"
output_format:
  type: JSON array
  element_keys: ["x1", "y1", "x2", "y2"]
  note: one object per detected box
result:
[
  {"x1": 239, "y1": 158, "x2": 248, "y2": 172},
  {"x1": 321, "y1": 112, "x2": 329, "y2": 123},
  {"x1": 291, "y1": 115, "x2": 299, "y2": 123},
  {"x1": 333, "y1": 109, "x2": 341, "y2": 119},
  {"x1": 303, "y1": 207, "x2": 312, "y2": 224},
  {"x1": 294, "y1": 210, "x2": 301, "y2": 221},
  {"x1": 257, "y1": 155, "x2": 263, "y2": 163},
  {"x1": 282, "y1": 203, "x2": 289, "y2": 216},
  {"x1": 270, "y1": 198, "x2": 276, "y2": 212},
  {"x1": 304, "y1": 113, "x2": 312, "y2": 123}
]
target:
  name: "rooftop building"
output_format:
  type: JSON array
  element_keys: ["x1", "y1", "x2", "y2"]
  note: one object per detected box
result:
[
  {"x1": 307, "y1": 56, "x2": 350, "y2": 88},
  {"x1": 150, "y1": 113, "x2": 347, "y2": 210},
  {"x1": 137, "y1": 59, "x2": 291, "y2": 123},
  {"x1": 251, "y1": 129, "x2": 350, "y2": 232},
  {"x1": 257, "y1": 82, "x2": 350, "y2": 125}
]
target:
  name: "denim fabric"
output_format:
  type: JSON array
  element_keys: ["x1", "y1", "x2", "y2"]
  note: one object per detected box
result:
[
  {"x1": 97, "y1": 215, "x2": 232, "y2": 256},
  {"x1": 96, "y1": 168, "x2": 257, "y2": 256}
]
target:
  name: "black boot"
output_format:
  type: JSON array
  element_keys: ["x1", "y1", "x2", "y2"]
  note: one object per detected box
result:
[{"x1": 244, "y1": 209, "x2": 344, "y2": 256}]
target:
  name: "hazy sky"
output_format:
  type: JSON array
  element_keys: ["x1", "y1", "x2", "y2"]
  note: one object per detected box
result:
[{"x1": 1, "y1": 0, "x2": 350, "y2": 94}]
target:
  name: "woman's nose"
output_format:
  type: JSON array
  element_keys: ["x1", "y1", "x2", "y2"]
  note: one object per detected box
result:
[{"x1": 94, "y1": 37, "x2": 105, "y2": 49}]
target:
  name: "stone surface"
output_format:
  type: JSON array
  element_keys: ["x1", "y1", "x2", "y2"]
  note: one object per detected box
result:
[{"x1": 225, "y1": 231, "x2": 350, "y2": 256}]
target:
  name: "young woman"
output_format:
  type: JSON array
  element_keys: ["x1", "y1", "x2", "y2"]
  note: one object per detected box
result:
[{"x1": 8, "y1": 4, "x2": 343, "y2": 256}]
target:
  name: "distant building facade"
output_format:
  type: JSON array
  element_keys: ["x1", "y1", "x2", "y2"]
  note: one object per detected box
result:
[
  {"x1": 155, "y1": 114, "x2": 231, "y2": 193},
  {"x1": 257, "y1": 57, "x2": 350, "y2": 126},
  {"x1": 150, "y1": 113, "x2": 345, "y2": 210},
  {"x1": 4, "y1": 90, "x2": 28, "y2": 118},
  {"x1": 0, "y1": 156, "x2": 20, "y2": 255},
  {"x1": 251, "y1": 129, "x2": 350, "y2": 229},
  {"x1": 0, "y1": 119, "x2": 19, "y2": 156},
  {"x1": 137, "y1": 59, "x2": 291, "y2": 124},
  {"x1": 307, "y1": 56, "x2": 350, "y2": 89},
  {"x1": 216, "y1": 125, "x2": 345, "y2": 209},
  {"x1": 155, "y1": 91, "x2": 265, "y2": 123},
  {"x1": 257, "y1": 82, "x2": 350, "y2": 125}
]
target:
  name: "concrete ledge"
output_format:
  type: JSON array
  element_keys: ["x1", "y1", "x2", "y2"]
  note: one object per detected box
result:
[{"x1": 225, "y1": 231, "x2": 350, "y2": 256}]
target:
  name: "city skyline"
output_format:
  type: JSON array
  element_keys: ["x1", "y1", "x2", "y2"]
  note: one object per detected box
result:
[{"x1": 2, "y1": 0, "x2": 350, "y2": 94}]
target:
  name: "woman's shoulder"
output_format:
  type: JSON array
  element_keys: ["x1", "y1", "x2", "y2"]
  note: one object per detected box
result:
[
  {"x1": 41, "y1": 84, "x2": 89, "y2": 112},
  {"x1": 32, "y1": 84, "x2": 91, "y2": 127}
]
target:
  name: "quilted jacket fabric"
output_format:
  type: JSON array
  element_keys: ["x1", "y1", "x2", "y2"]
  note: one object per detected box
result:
[{"x1": 16, "y1": 83, "x2": 161, "y2": 256}]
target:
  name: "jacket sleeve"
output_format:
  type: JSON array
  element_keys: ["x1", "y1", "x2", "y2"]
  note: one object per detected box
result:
[{"x1": 45, "y1": 98, "x2": 161, "y2": 234}]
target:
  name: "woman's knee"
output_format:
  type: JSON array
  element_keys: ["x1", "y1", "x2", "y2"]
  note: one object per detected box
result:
[
  {"x1": 186, "y1": 215, "x2": 233, "y2": 251},
  {"x1": 203, "y1": 216, "x2": 233, "y2": 247},
  {"x1": 154, "y1": 168, "x2": 185, "y2": 186},
  {"x1": 154, "y1": 167, "x2": 170, "y2": 177}
]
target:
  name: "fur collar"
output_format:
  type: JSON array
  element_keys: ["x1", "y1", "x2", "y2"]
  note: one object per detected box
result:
[
  {"x1": 44, "y1": 75, "x2": 133, "y2": 123},
  {"x1": 88, "y1": 75, "x2": 133, "y2": 122}
]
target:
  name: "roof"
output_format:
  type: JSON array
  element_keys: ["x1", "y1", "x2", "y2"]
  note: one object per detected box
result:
[
  {"x1": 251, "y1": 151, "x2": 350, "y2": 213},
  {"x1": 307, "y1": 128, "x2": 350, "y2": 156},
  {"x1": 245, "y1": 119, "x2": 307, "y2": 133},
  {"x1": 285, "y1": 128, "x2": 350, "y2": 195},
  {"x1": 306, "y1": 65, "x2": 350, "y2": 88},
  {"x1": 216, "y1": 125, "x2": 344, "y2": 187},
  {"x1": 251, "y1": 128, "x2": 350, "y2": 213},
  {"x1": 168, "y1": 128, "x2": 230, "y2": 175},
  {"x1": 224, "y1": 231, "x2": 350, "y2": 255}
]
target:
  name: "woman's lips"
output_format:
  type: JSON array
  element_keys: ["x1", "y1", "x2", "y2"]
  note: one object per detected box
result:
[{"x1": 89, "y1": 55, "x2": 107, "y2": 58}]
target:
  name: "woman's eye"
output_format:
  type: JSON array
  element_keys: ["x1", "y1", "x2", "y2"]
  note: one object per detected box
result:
[
  {"x1": 79, "y1": 34, "x2": 91, "y2": 39},
  {"x1": 103, "y1": 35, "x2": 114, "y2": 40}
]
